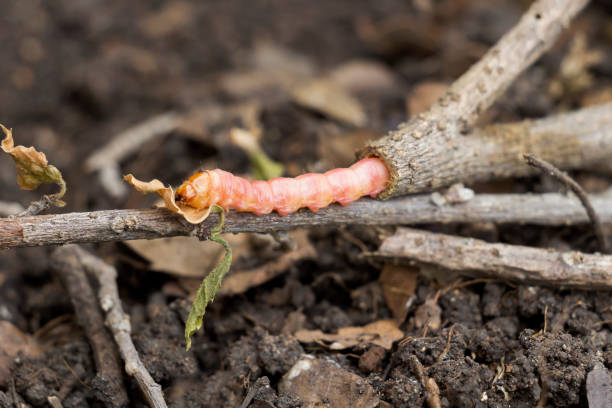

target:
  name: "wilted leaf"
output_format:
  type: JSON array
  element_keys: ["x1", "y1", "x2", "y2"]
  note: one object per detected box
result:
[
  {"x1": 294, "y1": 320, "x2": 403, "y2": 350},
  {"x1": 1, "y1": 124, "x2": 66, "y2": 204},
  {"x1": 291, "y1": 79, "x2": 367, "y2": 127},
  {"x1": 380, "y1": 263, "x2": 418, "y2": 323},
  {"x1": 184, "y1": 206, "x2": 232, "y2": 350},
  {"x1": 124, "y1": 174, "x2": 211, "y2": 224},
  {"x1": 230, "y1": 127, "x2": 284, "y2": 180}
]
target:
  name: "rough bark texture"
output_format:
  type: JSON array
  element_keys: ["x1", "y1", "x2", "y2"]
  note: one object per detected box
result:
[
  {"x1": 375, "y1": 228, "x2": 612, "y2": 289},
  {"x1": 2, "y1": 191, "x2": 612, "y2": 249},
  {"x1": 360, "y1": 0, "x2": 590, "y2": 198},
  {"x1": 393, "y1": 104, "x2": 612, "y2": 191}
]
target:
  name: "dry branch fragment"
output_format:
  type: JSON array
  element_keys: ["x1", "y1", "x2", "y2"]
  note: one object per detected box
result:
[
  {"x1": 2, "y1": 189, "x2": 612, "y2": 249},
  {"x1": 361, "y1": 0, "x2": 590, "y2": 197},
  {"x1": 84, "y1": 112, "x2": 179, "y2": 172},
  {"x1": 51, "y1": 246, "x2": 128, "y2": 408},
  {"x1": 73, "y1": 246, "x2": 168, "y2": 408},
  {"x1": 374, "y1": 228, "x2": 612, "y2": 289}
]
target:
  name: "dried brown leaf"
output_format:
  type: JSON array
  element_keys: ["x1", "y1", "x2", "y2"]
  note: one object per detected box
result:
[
  {"x1": 291, "y1": 79, "x2": 367, "y2": 126},
  {"x1": 294, "y1": 320, "x2": 403, "y2": 350},
  {"x1": 124, "y1": 174, "x2": 211, "y2": 224},
  {"x1": 380, "y1": 263, "x2": 418, "y2": 323},
  {"x1": 1, "y1": 124, "x2": 66, "y2": 204}
]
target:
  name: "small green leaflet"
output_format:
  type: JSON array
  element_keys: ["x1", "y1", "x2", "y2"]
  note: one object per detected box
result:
[{"x1": 184, "y1": 205, "x2": 232, "y2": 350}]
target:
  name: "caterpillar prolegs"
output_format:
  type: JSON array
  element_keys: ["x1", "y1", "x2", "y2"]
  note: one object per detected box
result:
[{"x1": 175, "y1": 157, "x2": 390, "y2": 216}]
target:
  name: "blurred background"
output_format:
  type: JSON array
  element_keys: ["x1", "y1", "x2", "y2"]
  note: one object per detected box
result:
[{"x1": 1, "y1": 0, "x2": 609, "y2": 215}]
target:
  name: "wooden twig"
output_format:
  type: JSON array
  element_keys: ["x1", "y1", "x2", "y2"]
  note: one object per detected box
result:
[
  {"x1": 373, "y1": 228, "x2": 612, "y2": 289},
  {"x1": 51, "y1": 246, "x2": 129, "y2": 408},
  {"x1": 2, "y1": 189, "x2": 612, "y2": 249},
  {"x1": 525, "y1": 153, "x2": 609, "y2": 253},
  {"x1": 72, "y1": 246, "x2": 168, "y2": 408},
  {"x1": 360, "y1": 0, "x2": 590, "y2": 197},
  {"x1": 84, "y1": 112, "x2": 179, "y2": 172}
]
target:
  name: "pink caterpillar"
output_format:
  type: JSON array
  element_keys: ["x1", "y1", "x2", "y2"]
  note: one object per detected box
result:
[{"x1": 175, "y1": 158, "x2": 390, "y2": 215}]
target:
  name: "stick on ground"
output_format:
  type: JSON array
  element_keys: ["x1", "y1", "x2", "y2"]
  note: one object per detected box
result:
[
  {"x1": 73, "y1": 246, "x2": 168, "y2": 408},
  {"x1": 373, "y1": 228, "x2": 612, "y2": 289},
  {"x1": 51, "y1": 246, "x2": 129, "y2": 408}
]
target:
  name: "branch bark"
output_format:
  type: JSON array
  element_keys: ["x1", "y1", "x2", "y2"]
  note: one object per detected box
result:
[
  {"x1": 2, "y1": 190, "x2": 612, "y2": 249},
  {"x1": 360, "y1": 0, "x2": 590, "y2": 197},
  {"x1": 374, "y1": 228, "x2": 612, "y2": 289}
]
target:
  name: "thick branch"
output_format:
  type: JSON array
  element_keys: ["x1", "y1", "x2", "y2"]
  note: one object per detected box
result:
[
  {"x1": 374, "y1": 228, "x2": 612, "y2": 289},
  {"x1": 361, "y1": 0, "x2": 590, "y2": 197},
  {"x1": 2, "y1": 190, "x2": 612, "y2": 249}
]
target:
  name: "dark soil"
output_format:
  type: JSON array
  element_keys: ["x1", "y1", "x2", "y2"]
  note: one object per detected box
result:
[{"x1": 1, "y1": 1, "x2": 612, "y2": 407}]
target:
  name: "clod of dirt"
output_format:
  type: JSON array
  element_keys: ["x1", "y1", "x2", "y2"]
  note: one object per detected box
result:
[
  {"x1": 520, "y1": 329, "x2": 599, "y2": 406},
  {"x1": 427, "y1": 357, "x2": 494, "y2": 407},
  {"x1": 279, "y1": 355, "x2": 379, "y2": 408},
  {"x1": 438, "y1": 288, "x2": 482, "y2": 328},
  {"x1": 133, "y1": 304, "x2": 199, "y2": 382},
  {"x1": 13, "y1": 340, "x2": 95, "y2": 407},
  {"x1": 255, "y1": 327, "x2": 304, "y2": 375},
  {"x1": 358, "y1": 345, "x2": 386, "y2": 374}
]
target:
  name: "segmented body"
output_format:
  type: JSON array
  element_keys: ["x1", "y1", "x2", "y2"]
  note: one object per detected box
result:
[{"x1": 175, "y1": 157, "x2": 390, "y2": 215}]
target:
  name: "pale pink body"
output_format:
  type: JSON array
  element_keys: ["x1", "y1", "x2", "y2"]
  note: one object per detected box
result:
[{"x1": 176, "y1": 158, "x2": 390, "y2": 215}]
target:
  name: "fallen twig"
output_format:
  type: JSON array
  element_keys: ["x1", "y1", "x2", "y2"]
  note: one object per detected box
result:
[
  {"x1": 85, "y1": 112, "x2": 179, "y2": 172},
  {"x1": 51, "y1": 246, "x2": 129, "y2": 408},
  {"x1": 373, "y1": 228, "x2": 612, "y2": 289},
  {"x1": 73, "y1": 246, "x2": 168, "y2": 408},
  {"x1": 525, "y1": 153, "x2": 609, "y2": 253},
  {"x1": 84, "y1": 112, "x2": 179, "y2": 198},
  {"x1": 361, "y1": 0, "x2": 590, "y2": 197},
  {"x1": 2, "y1": 190, "x2": 612, "y2": 249}
]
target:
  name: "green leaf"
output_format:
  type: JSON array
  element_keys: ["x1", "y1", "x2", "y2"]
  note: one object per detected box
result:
[{"x1": 184, "y1": 206, "x2": 232, "y2": 350}]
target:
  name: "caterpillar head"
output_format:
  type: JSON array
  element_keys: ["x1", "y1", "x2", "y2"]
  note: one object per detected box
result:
[{"x1": 175, "y1": 171, "x2": 213, "y2": 209}]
